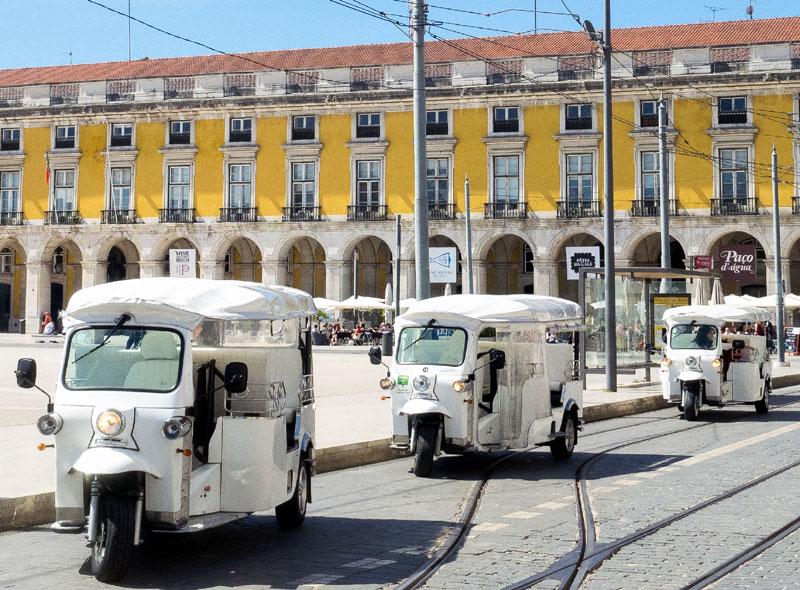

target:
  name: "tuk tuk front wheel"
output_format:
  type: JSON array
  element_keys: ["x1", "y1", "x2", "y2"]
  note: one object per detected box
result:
[
  {"x1": 90, "y1": 495, "x2": 136, "y2": 583},
  {"x1": 276, "y1": 460, "x2": 308, "y2": 529},
  {"x1": 755, "y1": 380, "x2": 770, "y2": 415},
  {"x1": 550, "y1": 414, "x2": 577, "y2": 460},
  {"x1": 682, "y1": 382, "x2": 701, "y2": 422},
  {"x1": 413, "y1": 422, "x2": 437, "y2": 477}
]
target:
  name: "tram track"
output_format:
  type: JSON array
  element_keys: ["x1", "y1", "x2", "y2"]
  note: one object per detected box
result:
[{"x1": 394, "y1": 394, "x2": 800, "y2": 590}]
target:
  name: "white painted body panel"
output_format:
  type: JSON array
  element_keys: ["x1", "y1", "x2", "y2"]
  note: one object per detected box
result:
[{"x1": 189, "y1": 463, "x2": 220, "y2": 516}]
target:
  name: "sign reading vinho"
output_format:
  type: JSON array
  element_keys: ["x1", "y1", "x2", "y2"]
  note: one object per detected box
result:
[{"x1": 717, "y1": 244, "x2": 756, "y2": 283}]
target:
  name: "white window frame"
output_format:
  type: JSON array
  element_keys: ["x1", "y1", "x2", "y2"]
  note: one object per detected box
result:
[
  {"x1": 562, "y1": 103, "x2": 595, "y2": 132},
  {"x1": 289, "y1": 161, "x2": 318, "y2": 209},
  {"x1": 560, "y1": 148, "x2": 599, "y2": 203},
  {"x1": 352, "y1": 112, "x2": 384, "y2": 140},
  {"x1": 426, "y1": 110, "x2": 450, "y2": 136},
  {"x1": 0, "y1": 127, "x2": 21, "y2": 151},
  {"x1": 52, "y1": 124, "x2": 77, "y2": 150},
  {"x1": 352, "y1": 158, "x2": 384, "y2": 207},
  {"x1": 108, "y1": 122, "x2": 135, "y2": 148},
  {"x1": 166, "y1": 119, "x2": 194, "y2": 145},
  {"x1": 227, "y1": 116, "x2": 254, "y2": 144},
  {"x1": 716, "y1": 145, "x2": 753, "y2": 203},
  {"x1": 165, "y1": 163, "x2": 194, "y2": 210},
  {"x1": 225, "y1": 162, "x2": 255, "y2": 209},
  {"x1": 713, "y1": 95, "x2": 751, "y2": 127},
  {"x1": 426, "y1": 156, "x2": 451, "y2": 205},
  {"x1": 0, "y1": 248, "x2": 12, "y2": 274},
  {"x1": 0, "y1": 169, "x2": 21, "y2": 213},
  {"x1": 633, "y1": 143, "x2": 675, "y2": 203},
  {"x1": 490, "y1": 154, "x2": 521, "y2": 203},
  {"x1": 289, "y1": 115, "x2": 318, "y2": 142},
  {"x1": 489, "y1": 105, "x2": 522, "y2": 135},
  {"x1": 106, "y1": 165, "x2": 134, "y2": 211},
  {"x1": 51, "y1": 168, "x2": 77, "y2": 211}
]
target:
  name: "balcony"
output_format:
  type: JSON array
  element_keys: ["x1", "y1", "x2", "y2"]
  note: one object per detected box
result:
[
  {"x1": 0, "y1": 211, "x2": 23, "y2": 225},
  {"x1": 356, "y1": 125, "x2": 381, "y2": 139},
  {"x1": 159, "y1": 208, "x2": 196, "y2": 223},
  {"x1": 168, "y1": 132, "x2": 191, "y2": 145},
  {"x1": 429, "y1": 203, "x2": 455, "y2": 220},
  {"x1": 492, "y1": 120, "x2": 519, "y2": 134},
  {"x1": 718, "y1": 111, "x2": 747, "y2": 125},
  {"x1": 350, "y1": 80, "x2": 382, "y2": 92},
  {"x1": 557, "y1": 200, "x2": 601, "y2": 219},
  {"x1": 54, "y1": 138, "x2": 75, "y2": 149},
  {"x1": 347, "y1": 204, "x2": 387, "y2": 221},
  {"x1": 101, "y1": 209, "x2": 137, "y2": 224},
  {"x1": 426, "y1": 122, "x2": 449, "y2": 136},
  {"x1": 44, "y1": 210, "x2": 81, "y2": 225},
  {"x1": 229, "y1": 130, "x2": 252, "y2": 143},
  {"x1": 710, "y1": 197, "x2": 758, "y2": 216},
  {"x1": 484, "y1": 201, "x2": 527, "y2": 219},
  {"x1": 630, "y1": 199, "x2": 678, "y2": 217},
  {"x1": 565, "y1": 117, "x2": 593, "y2": 131},
  {"x1": 291, "y1": 127, "x2": 315, "y2": 141},
  {"x1": 282, "y1": 206, "x2": 320, "y2": 222},
  {"x1": 0, "y1": 140, "x2": 20, "y2": 151},
  {"x1": 219, "y1": 207, "x2": 257, "y2": 222},
  {"x1": 223, "y1": 86, "x2": 256, "y2": 97},
  {"x1": 109, "y1": 135, "x2": 132, "y2": 148}
]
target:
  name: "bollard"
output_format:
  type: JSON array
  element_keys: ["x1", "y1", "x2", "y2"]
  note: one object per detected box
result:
[{"x1": 381, "y1": 332, "x2": 393, "y2": 357}]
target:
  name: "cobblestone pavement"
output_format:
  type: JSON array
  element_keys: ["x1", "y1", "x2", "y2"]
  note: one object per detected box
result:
[{"x1": 2, "y1": 393, "x2": 800, "y2": 589}]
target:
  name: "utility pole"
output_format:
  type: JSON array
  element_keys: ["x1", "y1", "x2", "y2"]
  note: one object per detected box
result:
[
  {"x1": 772, "y1": 146, "x2": 786, "y2": 363},
  {"x1": 395, "y1": 214, "x2": 401, "y2": 316},
  {"x1": 658, "y1": 96, "x2": 671, "y2": 293},
  {"x1": 601, "y1": 0, "x2": 616, "y2": 392},
  {"x1": 353, "y1": 249, "x2": 359, "y2": 299},
  {"x1": 128, "y1": 0, "x2": 132, "y2": 61},
  {"x1": 464, "y1": 176, "x2": 474, "y2": 294},
  {"x1": 411, "y1": 0, "x2": 431, "y2": 300}
]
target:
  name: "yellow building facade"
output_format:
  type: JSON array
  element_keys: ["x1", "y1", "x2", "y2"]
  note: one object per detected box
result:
[{"x1": 0, "y1": 18, "x2": 799, "y2": 331}]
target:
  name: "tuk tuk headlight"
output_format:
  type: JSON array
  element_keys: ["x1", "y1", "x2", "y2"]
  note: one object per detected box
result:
[
  {"x1": 661, "y1": 357, "x2": 672, "y2": 367},
  {"x1": 711, "y1": 357, "x2": 722, "y2": 370},
  {"x1": 379, "y1": 378, "x2": 394, "y2": 390},
  {"x1": 684, "y1": 356, "x2": 699, "y2": 370},
  {"x1": 453, "y1": 380, "x2": 470, "y2": 393},
  {"x1": 96, "y1": 410, "x2": 124, "y2": 436},
  {"x1": 37, "y1": 413, "x2": 63, "y2": 436},
  {"x1": 163, "y1": 416, "x2": 192, "y2": 440},
  {"x1": 413, "y1": 375, "x2": 430, "y2": 392}
]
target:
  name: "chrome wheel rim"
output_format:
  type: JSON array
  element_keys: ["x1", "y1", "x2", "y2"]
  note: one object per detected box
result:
[
  {"x1": 565, "y1": 419, "x2": 575, "y2": 452},
  {"x1": 297, "y1": 465, "x2": 308, "y2": 516},
  {"x1": 93, "y1": 520, "x2": 107, "y2": 564}
]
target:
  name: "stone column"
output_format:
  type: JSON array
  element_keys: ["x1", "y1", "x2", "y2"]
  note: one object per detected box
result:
[
  {"x1": 139, "y1": 261, "x2": 164, "y2": 279},
  {"x1": 765, "y1": 258, "x2": 790, "y2": 296},
  {"x1": 533, "y1": 260, "x2": 559, "y2": 297},
  {"x1": 473, "y1": 260, "x2": 488, "y2": 295},
  {"x1": 24, "y1": 262, "x2": 50, "y2": 334},
  {"x1": 199, "y1": 260, "x2": 224, "y2": 280},
  {"x1": 325, "y1": 259, "x2": 346, "y2": 301},
  {"x1": 81, "y1": 261, "x2": 105, "y2": 289},
  {"x1": 400, "y1": 260, "x2": 416, "y2": 300},
  {"x1": 261, "y1": 260, "x2": 287, "y2": 286}
]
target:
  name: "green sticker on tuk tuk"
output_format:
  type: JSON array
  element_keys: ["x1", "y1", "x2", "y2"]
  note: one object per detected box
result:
[{"x1": 397, "y1": 375, "x2": 409, "y2": 385}]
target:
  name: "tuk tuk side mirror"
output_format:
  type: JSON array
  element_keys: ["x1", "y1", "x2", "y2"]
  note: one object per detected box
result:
[
  {"x1": 489, "y1": 349, "x2": 506, "y2": 370},
  {"x1": 645, "y1": 345, "x2": 659, "y2": 355},
  {"x1": 368, "y1": 346, "x2": 382, "y2": 365},
  {"x1": 15, "y1": 358, "x2": 36, "y2": 388},
  {"x1": 732, "y1": 339, "x2": 745, "y2": 349},
  {"x1": 224, "y1": 362, "x2": 248, "y2": 394}
]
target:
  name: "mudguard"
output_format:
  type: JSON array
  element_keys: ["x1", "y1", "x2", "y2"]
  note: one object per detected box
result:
[
  {"x1": 399, "y1": 398, "x2": 452, "y2": 418},
  {"x1": 71, "y1": 447, "x2": 162, "y2": 478},
  {"x1": 676, "y1": 371, "x2": 709, "y2": 383}
]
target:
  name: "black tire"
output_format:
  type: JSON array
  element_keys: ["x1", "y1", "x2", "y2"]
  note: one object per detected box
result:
[
  {"x1": 90, "y1": 494, "x2": 136, "y2": 583},
  {"x1": 276, "y1": 460, "x2": 308, "y2": 529},
  {"x1": 550, "y1": 414, "x2": 578, "y2": 460},
  {"x1": 413, "y1": 422, "x2": 438, "y2": 477},
  {"x1": 682, "y1": 382, "x2": 700, "y2": 422},
  {"x1": 755, "y1": 380, "x2": 770, "y2": 415}
]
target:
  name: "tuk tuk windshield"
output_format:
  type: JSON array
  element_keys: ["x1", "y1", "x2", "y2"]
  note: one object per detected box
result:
[
  {"x1": 669, "y1": 324, "x2": 718, "y2": 351},
  {"x1": 63, "y1": 327, "x2": 183, "y2": 392},
  {"x1": 396, "y1": 326, "x2": 467, "y2": 366}
]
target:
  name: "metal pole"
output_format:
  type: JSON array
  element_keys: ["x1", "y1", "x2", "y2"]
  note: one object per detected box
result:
[
  {"x1": 128, "y1": 0, "x2": 132, "y2": 61},
  {"x1": 602, "y1": 0, "x2": 617, "y2": 392},
  {"x1": 412, "y1": 0, "x2": 431, "y2": 300},
  {"x1": 772, "y1": 145, "x2": 786, "y2": 363},
  {"x1": 395, "y1": 214, "x2": 401, "y2": 317},
  {"x1": 353, "y1": 249, "x2": 358, "y2": 299},
  {"x1": 534, "y1": 0, "x2": 538, "y2": 34},
  {"x1": 658, "y1": 97, "x2": 671, "y2": 294},
  {"x1": 464, "y1": 176, "x2": 474, "y2": 294}
]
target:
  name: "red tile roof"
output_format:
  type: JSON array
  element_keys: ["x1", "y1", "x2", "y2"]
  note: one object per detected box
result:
[{"x1": 0, "y1": 16, "x2": 798, "y2": 88}]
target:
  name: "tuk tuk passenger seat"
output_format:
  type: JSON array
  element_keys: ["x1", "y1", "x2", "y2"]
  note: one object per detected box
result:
[{"x1": 123, "y1": 331, "x2": 180, "y2": 390}]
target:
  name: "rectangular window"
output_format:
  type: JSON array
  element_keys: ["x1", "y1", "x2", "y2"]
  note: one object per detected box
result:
[
  {"x1": 565, "y1": 104, "x2": 592, "y2": 130},
  {"x1": 53, "y1": 169, "x2": 75, "y2": 211},
  {"x1": 356, "y1": 113, "x2": 381, "y2": 138},
  {"x1": 169, "y1": 120, "x2": 191, "y2": 145},
  {"x1": 493, "y1": 156, "x2": 519, "y2": 203},
  {"x1": 0, "y1": 170, "x2": 20, "y2": 212},
  {"x1": 492, "y1": 107, "x2": 519, "y2": 133},
  {"x1": 109, "y1": 167, "x2": 132, "y2": 210},
  {"x1": 566, "y1": 154, "x2": 593, "y2": 204},
  {"x1": 229, "y1": 118, "x2": 252, "y2": 143},
  {"x1": 640, "y1": 151, "x2": 660, "y2": 200},
  {"x1": 356, "y1": 160, "x2": 381, "y2": 205},
  {"x1": 426, "y1": 110, "x2": 448, "y2": 136},
  {"x1": 110, "y1": 123, "x2": 133, "y2": 147},
  {"x1": 292, "y1": 162, "x2": 315, "y2": 207},
  {"x1": 1, "y1": 128, "x2": 20, "y2": 151},
  {"x1": 0, "y1": 249, "x2": 11, "y2": 273},
  {"x1": 640, "y1": 101, "x2": 660, "y2": 128},
  {"x1": 426, "y1": 158, "x2": 449, "y2": 204},
  {"x1": 719, "y1": 148, "x2": 749, "y2": 202},
  {"x1": 292, "y1": 115, "x2": 316, "y2": 141},
  {"x1": 718, "y1": 97, "x2": 747, "y2": 125},
  {"x1": 228, "y1": 163, "x2": 252, "y2": 207},
  {"x1": 167, "y1": 165, "x2": 191, "y2": 209},
  {"x1": 55, "y1": 125, "x2": 76, "y2": 149}
]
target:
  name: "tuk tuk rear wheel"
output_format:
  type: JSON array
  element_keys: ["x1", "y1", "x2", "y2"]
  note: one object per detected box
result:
[
  {"x1": 550, "y1": 414, "x2": 577, "y2": 460},
  {"x1": 682, "y1": 383, "x2": 701, "y2": 422},
  {"x1": 90, "y1": 495, "x2": 136, "y2": 583},
  {"x1": 755, "y1": 380, "x2": 770, "y2": 415},
  {"x1": 413, "y1": 422, "x2": 437, "y2": 477},
  {"x1": 276, "y1": 460, "x2": 308, "y2": 529}
]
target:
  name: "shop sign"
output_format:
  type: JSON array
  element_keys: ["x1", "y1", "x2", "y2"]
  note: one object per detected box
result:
[
  {"x1": 429, "y1": 247, "x2": 457, "y2": 283},
  {"x1": 717, "y1": 245, "x2": 756, "y2": 283},
  {"x1": 566, "y1": 246, "x2": 601, "y2": 281},
  {"x1": 692, "y1": 255, "x2": 713, "y2": 270},
  {"x1": 169, "y1": 249, "x2": 196, "y2": 278}
]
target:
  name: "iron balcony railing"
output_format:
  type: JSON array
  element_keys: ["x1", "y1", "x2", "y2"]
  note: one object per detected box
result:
[
  {"x1": 565, "y1": 117, "x2": 593, "y2": 131},
  {"x1": 710, "y1": 197, "x2": 758, "y2": 216},
  {"x1": 492, "y1": 119, "x2": 519, "y2": 133},
  {"x1": 429, "y1": 203, "x2": 455, "y2": 220},
  {"x1": 54, "y1": 138, "x2": 75, "y2": 149},
  {"x1": 0, "y1": 211, "x2": 23, "y2": 225},
  {"x1": 557, "y1": 200, "x2": 601, "y2": 219},
  {"x1": 347, "y1": 204, "x2": 387, "y2": 221},
  {"x1": 630, "y1": 199, "x2": 678, "y2": 217},
  {"x1": 44, "y1": 210, "x2": 81, "y2": 225},
  {"x1": 219, "y1": 207, "x2": 257, "y2": 222},
  {"x1": 425, "y1": 122, "x2": 449, "y2": 136},
  {"x1": 109, "y1": 135, "x2": 132, "y2": 147},
  {"x1": 168, "y1": 132, "x2": 191, "y2": 145},
  {"x1": 159, "y1": 208, "x2": 196, "y2": 223},
  {"x1": 793, "y1": 197, "x2": 800, "y2": 214},
  {"x1": 291, "y1": 127, "x2": 315, "y2": 141},
  {"x1": 228, "y1": 130, "x2": 252, "y2": 143},
  {"x1": 282, "y1": 206, "x2": 320, "y2": 222},
  {"x1": 101, "y1": 209, "x2": 137, "y2": 224},
  {"x1": 0, "y1": 140, "x2": 20, "y2": 151},
  {"x1": 355, "y1": 125, "x2": 381, "y2": 139},
  {"x1": 717, "y1": 111, "x2": 747, "y2": 125},
  {"x1": 484, "y1": 201, "x2": 527, "y2": 219}
]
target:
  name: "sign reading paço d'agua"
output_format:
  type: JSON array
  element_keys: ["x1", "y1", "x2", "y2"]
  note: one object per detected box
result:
[{"x1": 717, "y1": 244, "x2": 756, "y2": 283}]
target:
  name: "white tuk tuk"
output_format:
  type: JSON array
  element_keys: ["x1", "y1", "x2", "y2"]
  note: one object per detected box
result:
[
  {"x1": 370, "y1": 294, "x2": 585, "y2": 477},
  {"x1": 660, "y1": 304, "x2": 772, "y2": 420},
  {"x1": 15, "y1": 278, "x2": 317, "y2": 582}
]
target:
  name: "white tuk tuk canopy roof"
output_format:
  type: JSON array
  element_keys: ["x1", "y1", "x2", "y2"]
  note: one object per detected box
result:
[
  {"x1": 399, "y1": 294, "x2": 583, "y2": 330},
  {"x1": 63, "y1": 278, "x2": 317, "y2": 329},
  {"x1": 663, "y1": 304, "x2": 771, "y2": 325}
]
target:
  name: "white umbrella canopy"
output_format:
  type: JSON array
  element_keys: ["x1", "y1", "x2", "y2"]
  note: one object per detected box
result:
[
  {"x1": 444, "y1": 283, "x2": 453, "y2": 296},
  {"x1": 384, "y1": 283, "x2": 393, "y2": 307},
  {"x1": 693, "y1": 279, "x2": 709, "y2": 306},
  {"x1": 709, "y1": 278, "x2": 724, "y2": 305},
  {"x1": 399, "y1": 298, "x2": 417, "y2": 311},
  {"x1": 313, "y1": 297, "x2": 340, "y2": 312},
  {"x1": 336, "y1": 295, "x2": 392, "y2": 311}
]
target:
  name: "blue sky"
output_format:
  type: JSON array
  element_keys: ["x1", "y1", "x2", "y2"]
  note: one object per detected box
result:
[{"x1": 0, "y1": 0, "x2": 796, "y2": 70}]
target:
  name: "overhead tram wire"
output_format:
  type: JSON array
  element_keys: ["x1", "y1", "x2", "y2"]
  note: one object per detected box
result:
[{"x1": 376, "y1": 0, "x2": 573, "y2": 18}]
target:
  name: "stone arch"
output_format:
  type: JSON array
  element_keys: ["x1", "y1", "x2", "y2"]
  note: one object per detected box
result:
[
  {"x1": 343, "y1": 236, "x2": 393, "y2": 299},
  {"x1": 482, "y1": 234, "x2": 533, "y2": 295},
  {"x1": 627, "y1": 232, "x2": 687, "y2": 269},
  {"x1": 283, "y1": 236, "x2": 326, "y2": 297},
  {"x1": 218, "y1": 236, "x2": 262, "y2": 282},
  {"x1": 155, "y1": 237, "x2": 201, "y2": 277},
  {"x1": 429, "y1": 235, "x2": 462, "y2": 297},
  {"x1": 99, "y1": 238, "x2": 140, "y2": 283},
  {"x1": 708, "y1": 231, "x2": 766, "y2": 297},
  {"x1": 476, "y1": 228, "x2": 535, "y2": 260},
  {"x1": 551, "y1": 232, "x2": 603, "y2": 302},
  {"x1": 0, "y1": 239, "x2": 26, "y2": 332},
  {"x1": 38, "y1": 238, "x2": 84, "y2": 328}
]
